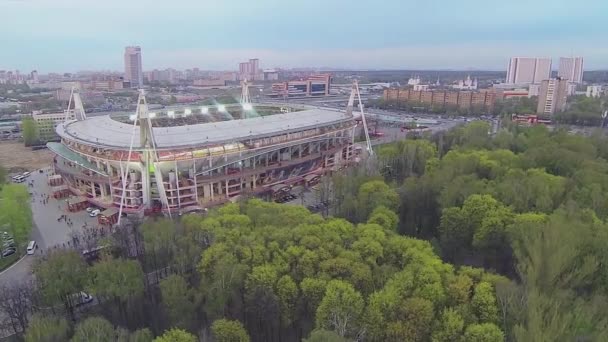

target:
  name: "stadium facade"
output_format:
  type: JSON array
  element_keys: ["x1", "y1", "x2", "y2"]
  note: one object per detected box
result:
[{"x1": 48, "y1": 96, "x2": 356, "y2": 213}]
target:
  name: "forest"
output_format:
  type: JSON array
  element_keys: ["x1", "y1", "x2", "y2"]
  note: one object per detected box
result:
[{"x1": 11, "y1": 120, "x2": 608, "y2": 341}]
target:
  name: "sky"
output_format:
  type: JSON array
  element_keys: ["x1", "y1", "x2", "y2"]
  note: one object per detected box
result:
[{"x1": 1, "y1": 0, "x2": 608, "y2": 72}]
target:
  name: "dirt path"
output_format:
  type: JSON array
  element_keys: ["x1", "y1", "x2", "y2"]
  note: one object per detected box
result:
[{"x1": 0, "y1": 142, "x2": 53, "y2": 172}]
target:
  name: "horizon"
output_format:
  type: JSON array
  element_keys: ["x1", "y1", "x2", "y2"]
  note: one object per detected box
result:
[{"x1": 1, "y1": 0, "x2": 608, "y2": 72}]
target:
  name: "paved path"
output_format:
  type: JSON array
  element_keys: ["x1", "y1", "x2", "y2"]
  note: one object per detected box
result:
[{"x1": 0, "y1": 167, "x2": 98, "y2": 286}]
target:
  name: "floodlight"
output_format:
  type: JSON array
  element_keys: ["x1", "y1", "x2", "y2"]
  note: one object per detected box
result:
[
  {"x1": 218, "y1": 104, "x2": 226, "y2": 112},
  {"x1": 242, "y1": 103, "x2": 253, "y2": 111},
  {"x1": 129, "y1": 114, "x2": 137, "y2": 121},
  {"x1": 149, "y1": 112, "x2": 156, "y2": 118},
  {"x1": 167, "y1": 110, "x2": 175, "y2": 118},
  {"x1": 184, "y1": 108, "x2": 192, "y2": 115},
  {"x1": 201, "y1": 107, "x2": 209, "y2": 114}
]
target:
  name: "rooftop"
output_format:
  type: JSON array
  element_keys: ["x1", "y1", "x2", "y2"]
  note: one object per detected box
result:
[{"x1": 56, "y1": 105, "x2": 353, "y2": 150}]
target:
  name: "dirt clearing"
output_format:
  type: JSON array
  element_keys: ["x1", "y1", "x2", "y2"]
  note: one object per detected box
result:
[{"x1": 0, "y1": 142, "x2": 53, "y2": 172}]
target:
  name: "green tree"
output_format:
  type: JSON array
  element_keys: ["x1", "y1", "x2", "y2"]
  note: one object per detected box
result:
[
  {"x1": 71, "y1": 316, "x2": 115, "y2": 342},
  {"x1": 463, "y1": 323, "x2": 504, "y2": 342},
  {"x1": 303, "y1": 329, "x2": 351, "y2": 342},
  {"x1": 431, "y1": 308, "x2": 465, "y2": 342},
  {"x1": 129, "y1": 328, "x2": 154, "y2": 342},
  {"x1": 33, "y1": 250, "x2": 88, "y2": 318},
  {"x1": 276, "y1": 275, "x2": 298, "y2": 326},
  {"x1": 0, "y1": 184, "x2": 33, "y2": 245},
  {"x1": 471, "y1": 282, "x2": 499, "y2": 324},
  {"x1": 315, "y1": 280, "x2": 365, "y2": 338},
  {"x1": 24, "y1": 314, "x2": 70, "y2": 342},
  {"x1": 87, "y1": 257, "x2": 144, "y2": 323},
  {"x1": 211, "y1": 319, "x2": 250, "y2": 342},
  {"x1": 160, "y1": 275, "x2": 198, "y2": 329},
  {"x1": 367, "y1": 205, "x2": 399, "y2": 231},
  {"x1": 153, "y1": 328, "x2": 197, "y2": 342},
  {"x1": 21, "y1": 117, "x2": 39, "y2": 146}
]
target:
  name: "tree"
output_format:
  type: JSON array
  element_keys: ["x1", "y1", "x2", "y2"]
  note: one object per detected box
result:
[
  {"x1": 431, "y1": 308, "x2": 465, "y2": 342},
  {"x1": 471, "y1": 282, "x2": 499, "y2": 324},
  {"x1": 463, "y1": 323, "x2": 504, "y2": 342},
  {"x1": 357, "y1": 180, "x2": 399, "y2": 222},
  {"x1": 21, "y1": 117, "x2": 39, "y2": 146},
  {"x1": 315, "y1": 280, "x2": 365, "y2": 338},
  {"x1": 303, "y1": 329, "x2": 351, "y2": 342},
  {"x1": 24, "y1": 314, "x2": 70, "y2": 342},
  {"x1": 153, "y1": 328, "x2": 197, "y2": 342},
  {"x1": 0, "y1": 282, "x2": 34, "y2": 335},
  {"x1": 87, "y1": 257, "x2": 144, "y2": 324},
  {"x1": 367, "y1": 206, "x2": 399, "y2": 231},
  {"x1": 129, "y1": 328, "x2": 154, "y2": 342},
  {"x1": 211, "y1": 319, "x2": 250, "y2": 342},
  {"x1": 71, "y1": 316, "x2": 115, "y2": 342},
  {"x1": 160, "y1": 275, "x2": 198, "y2": 329},
  {"x1": 33, "y1": 250, "x2": 88, "y2": 319},
  {"x1": 276, "y1": 275, "x2": 298, "y2": 326},
  {"x1": 0, "y1": 184, "x2": 33, "y2": 245}
]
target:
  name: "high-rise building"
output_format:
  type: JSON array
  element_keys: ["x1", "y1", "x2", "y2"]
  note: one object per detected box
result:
[
  {"x1": 536, "y1": 78, "x2": 569, "y2": 115},
  {"x1": 249, "y1": 59, "x2": 259, "y2": 76},
  {"x1": 124, "y1": 46, "x2": 143, "y2": 88},
  {"x1": 558, "y1": 57, "x2": 584, "y2": 83},
  {"x1": 238, "y1": 59, "x2": 262, "y2": 81},
  {"x1": 506, "y1": 57, "x2": 552, "y2": 84}
]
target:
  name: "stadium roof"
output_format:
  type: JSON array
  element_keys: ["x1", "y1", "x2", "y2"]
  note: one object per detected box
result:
[{"x1": 57, "y1": 107, "x2": 353, "y2": 150}]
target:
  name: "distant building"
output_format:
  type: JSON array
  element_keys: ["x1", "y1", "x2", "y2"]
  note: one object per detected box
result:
[
  {"x1": 413, "y1": 84, "x2": 429, "y2": 91},
  {"x1": 452, "y1": 75, "x2": 477, "y2": 90},
  {"x1": 506, "y1": 57, "x2": 552, "y2": 84},
  {"x1": 30, "y1": 70, "x2": 39, "y2": 83},
  {"x1": 32, "y1": 110, "x2": 75, "y2": 142},
  {"x1": 124, "y1": 46, "x2": 143, "y2": 88},
  {"x1": 263, "y1": 69, "x2": 279, "y2": 81},
  {"x1": 528, "y1": 84, "x2": 541, "y2": 97},
  {"x1": 586, "y1": 85, "x2": 603, "y2": 98},
  {"x1": 407, "y1": 76, "x2": 421, "y2": 86},
  {"x1": 558, "y1": 57, "x2": 584, "y2": 84},
  {"x1": 383, "y1": 88, "x2": 497, "y2": 112},
  {"x1": 537, "y1": 78, "x2": 569, "y2": 115},
  {"x1": 271, "y1": 74, "x2": 331, "y2": 97},
  {"x1": 238, "y1": 58, "x2": 263, "y2": 81},
  {"x1": 193, "y1": 78, "x2": 227, "y2": 87}
]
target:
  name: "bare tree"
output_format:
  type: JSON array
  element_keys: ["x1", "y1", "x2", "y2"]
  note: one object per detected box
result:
[{"x1": 0, "y1": 281, "x2": 36, "y2": 335}]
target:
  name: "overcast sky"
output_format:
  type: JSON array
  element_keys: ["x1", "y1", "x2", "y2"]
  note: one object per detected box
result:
[{"x1": 1, "y1": 0, "x2": 608, "y2": 72}]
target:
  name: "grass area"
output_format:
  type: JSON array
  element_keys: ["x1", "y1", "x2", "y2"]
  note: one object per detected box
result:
[{"x1": 0, "y1": 251, "x2": 20, "y2": 272}]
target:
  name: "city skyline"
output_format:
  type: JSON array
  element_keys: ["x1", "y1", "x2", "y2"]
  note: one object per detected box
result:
[{"x1": 1, "y1": 0, "x2": 608, "y2": 72}]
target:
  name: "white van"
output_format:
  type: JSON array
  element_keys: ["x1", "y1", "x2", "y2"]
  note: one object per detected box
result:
[
  {"x1": 26, "y1": 240, "x2": 36, "y2": 255},
  {"x1": 13, "y1": 175, "x2": 25, "y2": 183}
]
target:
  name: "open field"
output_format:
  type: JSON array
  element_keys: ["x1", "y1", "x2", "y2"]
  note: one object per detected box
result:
[{"x1": 0, "y1": 142, "x2": 53, "y2": 172}]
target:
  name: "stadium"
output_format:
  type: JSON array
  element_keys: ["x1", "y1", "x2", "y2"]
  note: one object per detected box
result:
[{"x1": 47, "y1": 93, "x2": 357, "y2": 215}]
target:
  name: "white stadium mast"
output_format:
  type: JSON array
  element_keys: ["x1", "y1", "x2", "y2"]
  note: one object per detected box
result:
[
  {"x1": 117, "y1": 90, "x2": 171, "y2": 225},
  {"x1": 346, "y1": 80, "x2": 373, "y2": 155},
  {"x1": 64, "y1": 87, "x2": 87, "y2": 122},
  {"x1": 240, "y1": 79, "x2": 253, "y2": 117}
]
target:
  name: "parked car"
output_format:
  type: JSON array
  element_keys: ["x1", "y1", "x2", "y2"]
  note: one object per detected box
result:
[
  {"x1": 3, "y1": 240, "x2": 15, "y2": 248},
  {"x1": 27, "y1": 240, "x2": 36, "y2": 255},
  {"x1": 2, "y1": 247, "x2": 16, "y2": 258},
  {"x1": 86, "y1": 207, "x2": 96, "y2": 213},
  {"x1": 89, "y1": 209, "x2": 101, "y2": 217},
  {"x1": 68, "y1": 292, "x2": 94, "y2": 306}
]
